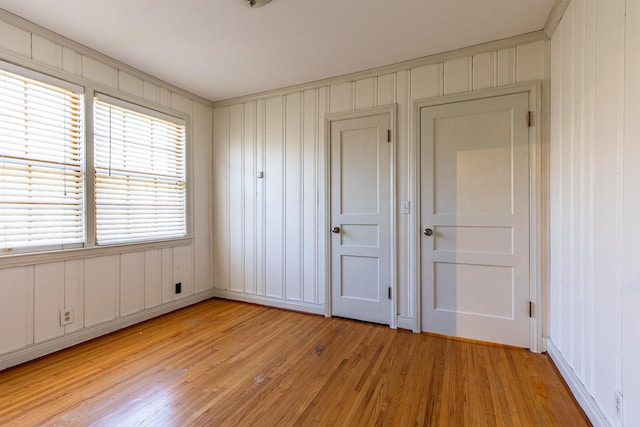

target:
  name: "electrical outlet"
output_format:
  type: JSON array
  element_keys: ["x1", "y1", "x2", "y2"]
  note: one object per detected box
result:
[
  {"x1": 615, "y1": 389, "x2": 623, "y2": 418},
  {"x1": 175, "y1": 282, "x2": 182, "y2": 294},
  {"x1": 60, "y1": 308, "x2": 74, "y2": 326}
]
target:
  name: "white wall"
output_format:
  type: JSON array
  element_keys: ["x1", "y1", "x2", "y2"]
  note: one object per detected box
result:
[
  {"x1": 0, "y1": 12, "x2": 214, "y2": 370},
  {"x1": 211, "y1": 35, "x2": 549, "y2": 328},
  {"x1": 549, "y1": 0, "x2": 639, "y2": 425},
  {"x1": 622, "y1": 1, "x2": 640, "y2": 424}
]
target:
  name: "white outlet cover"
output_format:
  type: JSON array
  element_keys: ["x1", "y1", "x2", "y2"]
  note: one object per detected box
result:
[
  {"x1": 60, "y1": 308, "x2": 74, "y2": 326},
  {"x1": 615, "y1": 389, "x2": 623, "y2": 417}
]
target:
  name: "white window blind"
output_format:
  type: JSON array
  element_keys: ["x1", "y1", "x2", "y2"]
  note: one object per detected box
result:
[
  {"x1": 0, "y1": 67, "x2": 84, "y2": 253},
  {"x1": 93, "y1": 95, "x2": 186, "y2": 245}
]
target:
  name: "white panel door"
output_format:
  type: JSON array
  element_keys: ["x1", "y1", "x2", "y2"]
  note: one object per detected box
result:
[
  {"x1": 420, "y1": 92, "x2": 530, "y2": 347},
  {"x1": 331, "y1": 113, "x2": 391, "y2": 325}
]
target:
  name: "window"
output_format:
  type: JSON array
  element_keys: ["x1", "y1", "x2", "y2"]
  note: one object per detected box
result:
[
  {"x1": 93, "y1": 94, "x2": 187, "y2": 245},
  {"x1": 0, "y1": 66, "x2": 84, "y2": 253},
  {"x1": 0, "y1": 63, "x2": 188, "y2": 256}
]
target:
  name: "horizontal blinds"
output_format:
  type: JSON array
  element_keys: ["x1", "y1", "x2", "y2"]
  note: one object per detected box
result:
[
  {"x1": 0, "y1": 69, "x2": 84, "y2": 252},
  {"x1": 94, "y1": 98, "x2": 186, "y2": 245}
]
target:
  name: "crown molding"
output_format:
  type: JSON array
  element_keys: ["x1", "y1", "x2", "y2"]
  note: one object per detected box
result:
[{"x1": 544, "y1": 0, "x2": 571, "y2": 38}]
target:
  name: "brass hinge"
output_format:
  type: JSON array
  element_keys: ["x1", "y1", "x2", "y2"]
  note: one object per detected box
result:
[
  {"x1": 388, "y1": 287, "x2": 392, "y2": 300},
  {"x1": 528, "y1": 111, "x2": 533, "y2": 127},
  {"x1": 387, "y1": 129, "x2": 391, "y2": 142},
  {"x1": 529, "y1": 301, "x2": 534, "y2": 318}
]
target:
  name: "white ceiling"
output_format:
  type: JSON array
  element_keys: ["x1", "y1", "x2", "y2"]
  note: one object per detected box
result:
[{"x1": 0, "y1": 0, "x2": 556, "y2": 102}]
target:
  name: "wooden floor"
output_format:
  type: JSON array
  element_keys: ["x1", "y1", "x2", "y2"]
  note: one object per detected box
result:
[{"x1": 0, "y1": 299, "x2": 589, "y2": 426}]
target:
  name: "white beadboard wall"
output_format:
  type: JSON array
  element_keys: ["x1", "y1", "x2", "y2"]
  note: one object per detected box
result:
[
  {"x1": 211, "y1": 36, "x2": 549, "y2": 326},
  {"x1": 0, "y1": 12, "x2": 214, "y2": 370},
  {"x1": 622, "y1": 2, "x2": 640, "y2": 426},
  {"x1": 549, "y1": 0, "x2": 640, "y2": 425}
]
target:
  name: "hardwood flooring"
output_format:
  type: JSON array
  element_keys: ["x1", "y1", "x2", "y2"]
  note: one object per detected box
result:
[{"x1": 0, "y1": 299, "x2": 590, "y2": 426}]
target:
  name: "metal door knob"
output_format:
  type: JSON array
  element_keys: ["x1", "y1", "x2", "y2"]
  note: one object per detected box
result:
[
  {"x1": 423, "y1": 228, "x2": 433, "y2": 236},
  {"x1": 332, "y1": 226, "x2": 341, "y2": 233}
]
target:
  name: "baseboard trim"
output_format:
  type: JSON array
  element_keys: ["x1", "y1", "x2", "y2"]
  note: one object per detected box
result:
[
  {"x1": 212, "y1": 289, "x2": 325, "y2": 316},
  {"x1": 547, "y1": 339, "x2": 612, "y2": 427},
  {"x1": 0, "y1": 290, "x2": 215, "y2": 372},
  {"x1": 396, "y1": 316, "x2": 415, "y2": 331},
  {"x1": 540, "y1": 336, "x2": 549, "y2": 353}
]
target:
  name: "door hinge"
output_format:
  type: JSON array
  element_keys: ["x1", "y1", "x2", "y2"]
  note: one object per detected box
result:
[
  {"x1": 529, "y1": 301, "x2": 534, "y2": 318},
  {"x1": 388, "y1": 287, "x2": 392, "y2": 300},
  {"x1": 387, "y1": 129, "x2": 391, "y2": 142},
  {"x1": 528, "y1": 111, "x2": 533, "y2": 127}
]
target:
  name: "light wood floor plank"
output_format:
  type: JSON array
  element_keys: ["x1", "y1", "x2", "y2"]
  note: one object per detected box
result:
[{"x1": 0, "y1": 299, "x2": 590, "y2": 426}]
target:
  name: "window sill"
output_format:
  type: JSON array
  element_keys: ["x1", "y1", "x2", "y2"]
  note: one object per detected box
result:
[{"x1": 0, "y1": 237, "x2": 193, "y2": 269}]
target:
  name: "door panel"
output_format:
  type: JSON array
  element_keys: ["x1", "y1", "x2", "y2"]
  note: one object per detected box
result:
[
  {"x1": 421, "y1": 92, "x2": 530, "y2": 347},
  {"x1": 341, "y1": 256, "x2": 379, "y2": 300},
  {"x1": 432, "y1": 110, "x2": 515, "y2": 215},
  {"x1": 331, "y1": 113, "x2": 390, "y2": 325},
  {"x1": 339, "y1": 128, "x2": 380, "y2": 214}
]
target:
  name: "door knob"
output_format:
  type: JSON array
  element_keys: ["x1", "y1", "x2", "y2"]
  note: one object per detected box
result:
[
  {"x1": 332, "y1": 226, "x2": 341, "y2": 233},
  {"x1": 423, "y1": 228, "x2": 433, "y2": 236}
]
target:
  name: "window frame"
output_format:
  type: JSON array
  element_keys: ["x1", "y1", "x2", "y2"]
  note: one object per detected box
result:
[
  {"x1": 92, "y1": 92, "x2": 189, "y2": 246},
  {"x1": 0, "y1": 61, "x2": 192, "y2": 263},
  {"x1": 0, "y1": 60, "x2": 86, "y2": 255}
]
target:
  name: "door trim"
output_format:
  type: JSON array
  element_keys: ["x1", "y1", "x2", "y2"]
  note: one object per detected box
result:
[
  {"x1": 411, "y1": 82, "x2": 544, "y2": 351},
  {"x1": 324, "y1": 105, "x2": 397, "y2": 328}
]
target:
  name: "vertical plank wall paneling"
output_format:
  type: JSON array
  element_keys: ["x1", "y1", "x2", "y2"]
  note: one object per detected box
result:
[
  {"x1": 144, "y1": 250, "x2": 163, "y2": 309},
  {"x1": 265, "y1": 96, "x2": 285, "y2": 298},
  {"x1": 193, "y1": 101, "x2": 214, "y2": 294},
  {"x1": 330, "y1": 82, "x2": 354, "y2": 113},
  {"x1": 355, "y1": 78, "x2": 376, "y2": 110},
  {"x1": 212, "y1": 107, "x2": 231, "y2": 292},
  {"x1": 0, "y1": 20, "x2": 30, "y2": 55},
  {"x1": 377, "y1": 73, "x2": 396, "y2": 106},
  {"x1": 472, "y1": 52, "x2": 496, "y2": 90},
  {"x1": 229, "y1": 104, "x2": 244, "y2": 293},
  {"x1": 497, "y1": 47, "x2": 517, "y2": 86},
  {"x1": 549, "y1": 0, "x2": 634, "y2": 425},
  {"x1": 0, "y1": 267, "x2": 31, "y2": 353},
  {"x1": 211, "y1": 39, "x2": 548, "y2": 321},
  {"x1": 443, "y1": 57, "x2": 472, "y2": 94},
  {"x1": 31, "y1": 34, "x2": 63, "y2": 69},
  {"x1": 285, "y1": 93, "x2": 303, "y2": 301},
  {"x1": 120, "y1": 252, "x2": 145, "y2": 317},
  {"x1": 84, "y1": 256, "x2": 119, "y2": 327},
  {"x1": 395, "y1": 70, "x2": 410, "y2": 324},
  {"x1": 64, "y1": 260, "x2": 85, "y2": 335},
  {"x1": 622, "y1": 0, "x2": 640, "y2": 425},
  {"x1": 0, "y1": 12, "x2": 214, "y2": 368},
  {"x1": 173, "y1": 245, "x2": 194, "y2": 298},
  {"x1": 34, "y1": 263, "x2": 65, "y2": 342},
  {"x1": 118, "y1": 71, "x2": 144, "y2": 98},
  {"x1": 316, "y1": 87, "x2": 329, "y2": 306},
  {"x1": 161, "y1": 248, "x2": 175, "y2": 304},
  {"x1": 256, "y1": 99, "x2": 267, "y2": 297},
  {"x1": 243, "y1": 101, "x2": 257, "y2": 296},
  {"x1": 302, "y1": 90, "x2": 318, "y2": 303}
]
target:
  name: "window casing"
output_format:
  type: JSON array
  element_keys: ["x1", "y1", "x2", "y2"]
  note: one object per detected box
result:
[
  {"x1": 0, "y1": 65, "x2": 84, "y2": 254},
  {"x1": 0, "y1": 62, "x2": 189, "y2": 256},
  {"x1": 93, "y1": 94, "x2": 187, "y2": 245}
]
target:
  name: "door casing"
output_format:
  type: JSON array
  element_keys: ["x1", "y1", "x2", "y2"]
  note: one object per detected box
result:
[
  {"x1": 324, "y1": 105, "x2": 397, "y2": 328},
  {"x1": 412, "y1": 83, "x2": 544, "y2": 352}
]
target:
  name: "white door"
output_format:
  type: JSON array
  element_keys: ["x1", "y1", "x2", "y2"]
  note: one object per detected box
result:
[
  {"x1": 330, "y1": 113, "x2": 391, "y2": 325},
  {"x1": 420, "y1": 92, "x2": 530, "y2": 347}
]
